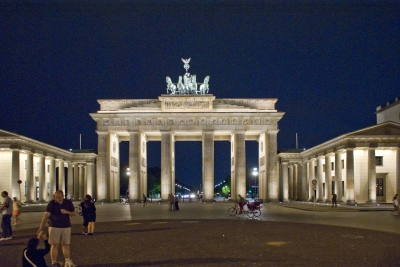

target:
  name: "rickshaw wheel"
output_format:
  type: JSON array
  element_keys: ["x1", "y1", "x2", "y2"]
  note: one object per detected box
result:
[{"x1": 228, "y1": 207, "x2": 237, "y2": 216}]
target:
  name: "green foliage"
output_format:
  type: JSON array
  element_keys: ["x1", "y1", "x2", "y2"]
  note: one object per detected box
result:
[{"x1": 222, "y1": 185, "x2": 230, "y2": 195}]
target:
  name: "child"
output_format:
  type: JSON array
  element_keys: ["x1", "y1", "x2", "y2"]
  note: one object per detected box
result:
[
  {"x1": 22, "y1": 230, "x2": 50, "y2": 267},
  {"x1": 13, "y1": 197, "x2": 22, "y2": 225}
]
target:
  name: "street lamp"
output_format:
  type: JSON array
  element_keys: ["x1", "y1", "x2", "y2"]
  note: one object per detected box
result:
[{"x1": 252, "y1": 167, "x2": 258, "y2": 198}]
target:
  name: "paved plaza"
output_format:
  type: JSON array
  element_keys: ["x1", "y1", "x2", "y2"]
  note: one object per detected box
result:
[{"x1": 1, "y1": 200, "x2": 400, "y2": 266}]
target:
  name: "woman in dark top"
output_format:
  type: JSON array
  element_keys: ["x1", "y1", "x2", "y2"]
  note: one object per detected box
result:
[
  {"x1": 22, "y1": 230, "x2": 50, "y2": 267},
  {"x1": 81, "y1": 194, "x2": 96, "y2": 235}
]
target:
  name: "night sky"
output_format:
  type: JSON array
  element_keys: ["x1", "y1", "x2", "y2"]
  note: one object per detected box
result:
[{"x1": 1, "y1": 1, "x2": 399, "y2": 189}]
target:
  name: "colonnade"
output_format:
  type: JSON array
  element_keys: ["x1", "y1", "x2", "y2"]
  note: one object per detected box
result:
[
  {"x1": 279, "y1": 146, "x2": 400, "y2": 204},
  {"x1": 7, "y1": 149, "x2": 95, "y2": 203},
  {"x1": 96, "y1": 130, "x2": 280, "y2": 203}
]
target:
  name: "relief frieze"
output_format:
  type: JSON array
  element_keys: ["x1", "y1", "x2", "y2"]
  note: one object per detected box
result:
[{"x1": 164, "y1": 100, "x2": 209, "y2": 110}]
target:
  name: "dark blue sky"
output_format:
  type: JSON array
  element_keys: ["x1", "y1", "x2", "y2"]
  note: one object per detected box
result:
[{"x1": 1, "y1": 1, "x2": 399, "y2": 189}]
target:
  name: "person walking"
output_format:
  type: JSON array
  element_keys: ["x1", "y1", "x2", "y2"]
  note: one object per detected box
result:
[
  {"x1": 332, "y1": 192, "x2": 337, "y2": 207},
  {"x1": 174, "y1": 195, "x2": 179, "y2": 211},
  {"x1": 238, "y1": 194, "x2": 245, "y2": 214},
  {"x1": 142, "y1": 194, "x2": 147, "y2": 207},
  {"x1": 168, "y1": 194, "x2": 175, "y2": 211},
  {"x1": 38, "y1": 190, "x2": 76, "y2": 267},
  {"x1": 22, "y1": 230, "x2": 50, "y2": 267},
  {"x1": 13, "y1": 197, "x2": 22, "y2": 225},
  {"x1": 81, "y1": 194, "x2": 96, "y2": 235},
  {"x1": 0, "y1": 191, "x2": 13, "y2": 241},
  {"x1": 392, "y1": 194, "x2": 399, "y2": 215}
]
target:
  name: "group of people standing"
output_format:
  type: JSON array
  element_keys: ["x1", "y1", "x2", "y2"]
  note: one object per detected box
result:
[
  {"x1": 0, "y1": 189, "x2": 97, "y2": 267},
  {"x1": 168, "y1": 193, "x2": 179, "y2": 211},
  {"x1": 0, "y1": 191, "x2": 22, "y2": 241}
]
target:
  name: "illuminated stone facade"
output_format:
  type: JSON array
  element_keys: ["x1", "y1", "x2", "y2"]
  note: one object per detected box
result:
[
  {"x1": 90, "y1": 94, "x2": 284, "y2": 202},
  {"x1": 0, "y1": 130, "x2": 96, "y2": 202}
]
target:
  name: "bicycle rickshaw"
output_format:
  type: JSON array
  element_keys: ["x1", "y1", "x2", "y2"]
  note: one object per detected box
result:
[{"x1": 228, "y1": 201, "x2": 262, "y2": 218}]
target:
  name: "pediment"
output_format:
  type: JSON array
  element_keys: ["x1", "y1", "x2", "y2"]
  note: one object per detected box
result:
[{"x1": 346, "y1": 122, "x2": 400, "y2": 137}]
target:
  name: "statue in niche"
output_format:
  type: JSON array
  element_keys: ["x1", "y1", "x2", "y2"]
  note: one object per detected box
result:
[
  {"x1": 166, "y1": 77, "x2": 177, "y2": 95},
  {"x1": 199, "y1": 76, "x2": 210, "y2": 94}
]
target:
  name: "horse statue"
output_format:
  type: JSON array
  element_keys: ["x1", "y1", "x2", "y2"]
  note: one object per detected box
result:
[
  {"x1": 199, "y1": 76, "x2": 210, "y2": 94},
  {"x1": 183, "y1": 74, "x2": 191, "y2": 94},
  {"x1": 177, "y1": 76, "x2": 185, "y2": 94},
  {"x1": 166, "y1": 76, "x2": 177, "y2": 95},
  {"x1": 191, "y1": 75, "x2": 198, "y2": 94}
]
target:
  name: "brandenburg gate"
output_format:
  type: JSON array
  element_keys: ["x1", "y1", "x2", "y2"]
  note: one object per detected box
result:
[{"x1": 90, "y1": 59, "x2": 284, "y2": 202}]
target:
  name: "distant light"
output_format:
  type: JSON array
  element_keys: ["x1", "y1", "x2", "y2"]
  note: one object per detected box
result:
[
  {"x1": 69, "y1": 149, "x2": 72, "y2": 151},
  {"x1": 303, "y1": 148, "x2": 306, "y2": 150}
]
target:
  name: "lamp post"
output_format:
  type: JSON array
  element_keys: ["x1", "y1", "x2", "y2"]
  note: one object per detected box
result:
[{"x1": 252, "y1": 167, "x2": 258, "y2": 198}]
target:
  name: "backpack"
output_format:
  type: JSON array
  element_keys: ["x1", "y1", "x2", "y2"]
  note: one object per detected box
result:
[{"x1": 77, "y1": 204, "x2": 83, "y2": 216}]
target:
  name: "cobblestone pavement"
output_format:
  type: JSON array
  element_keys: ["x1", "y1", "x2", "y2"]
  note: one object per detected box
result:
[{"x1": 1, "y1": 200, "x2": 400, "y2": 266}]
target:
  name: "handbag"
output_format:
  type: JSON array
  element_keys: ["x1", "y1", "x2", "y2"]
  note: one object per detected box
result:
[{"x1": 24, "y1": 249, "x2": 37, "y2": 267}]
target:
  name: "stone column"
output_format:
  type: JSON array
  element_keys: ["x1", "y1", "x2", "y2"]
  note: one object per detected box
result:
[
  {"x1": 96, "y1": 132, "x2": 109, "y2": 202},
  {"x1": 316, "y1": 156, "x2": 324, "y2": 202},
  {"x1": 308, "y1": 159, "x2": 315, "y2": 201},
  {"x1": 294, "y1": 164, "x2": 299, "y2": 200},
  {"x1": 267, "y1": 131, "x2": 279, "y2": 201},
  {"x1": 325, "y1": 154, "x2": 332, "y2": 203},
  {"x1": 129, "y1": 132, "x2": 140, "y2": 202},
  {"x1": 335, "y1": 150, "x2": 343, "y2": 202},
  {"x1": 281, "y1": 161, "x2": 289, "y2": 201},
  {"x1": 139, "y1": 134, "x2": 148, "y2": 199},
  {"x1": 258, "y1": 133, "x2": 267, "y2": 201},
  {"x1": 73, "y1": 164, "x2": 79, "y2": 200},
  {"x1": 288, "y1": 164, "x2": 293, "y2": 200},
  {"x1": 25, "y1": 152, "x2": 35, "y2": 203},
  {"x1": 202, "y1": 131, "x2": 214, "y2": 202},
  {"x1": 161, "y1": 131, "x2": 173, "y2": 201},
  {"x1": 49, "y1": 157, "x2": 56, "y2": 197},
  {"x1": 346, "y1": 148, "x2": 355, "y2": 204},
  {"x1": 11, "y1": 149, "x2": 20, "y2": 200},
  {"x1": 86, "y1": 163, "x2": 95, "y2": 197},
  {"x1": 58, "y1": 159, "x2": 65, "y2": 192},
  {"x1": 300, "y1": 161, "x2": 308, "y2": 200},
  {"x1": 67, "y1": 161, "x2": 73, "y2": 198},
  {"x1": 396, "y1": 148, "x2": 400, "y2": 196},
  {"x1": 367, "y1": 147, "x2": 377, "y2": 203},
  {"x1": 233, "y1": 131, "x2": 246, "y2": 200},
  {"x1": 79, "y1": 165, "x2": 84, "y2": 200},
  {"x1": 38, "y1": 154, "x2": 46, "y2": 202}
]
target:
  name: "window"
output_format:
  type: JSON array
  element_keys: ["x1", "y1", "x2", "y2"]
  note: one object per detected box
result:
[
  {"x1": 323, "y1": 164, "x2": 325, "y2": 172},
  {"x1": 375, "y1": 156, "x2": 383, "y2": 166},
  {"x1": 331, "y1": 162, "x2": 334, "y2": 170},
  {"x1": 37, "y1": 162, "x2": 39, "y2": 172},
  {"x1": 342, "y1": 181, "x2": 345, "y2": 197},
  {"x1": 25, "y1": 160, "x2": 27, "y2": 169},
  {"x1": 323, "y1": 183, "x2": 325, "y2": 196},
  {"x1": 341, "y1": 159, "x2": 344, "y2": 169},
  {"x1": 376, "y1": 178, "x2": 384, "y2": 196},
  {"x1": 47, "y1": 164, "x2": 50, "y2": 173}
]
